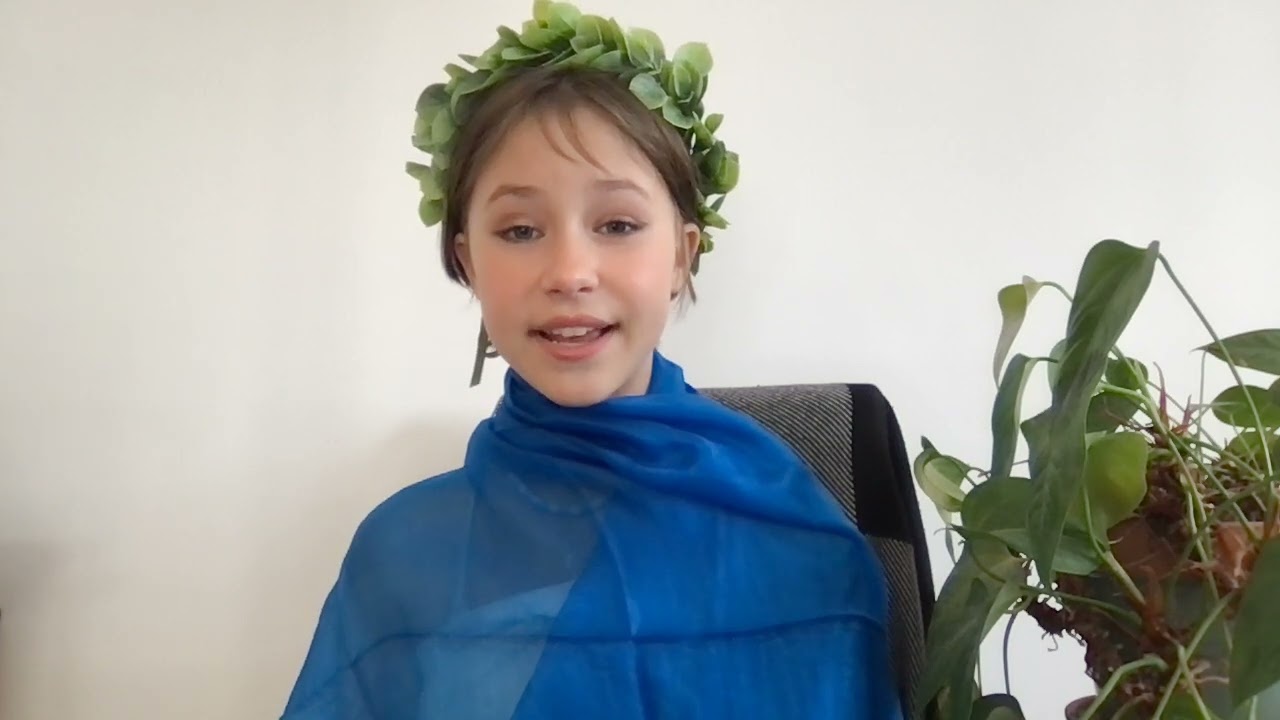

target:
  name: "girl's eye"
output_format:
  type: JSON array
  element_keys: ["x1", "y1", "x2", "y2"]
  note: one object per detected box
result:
[
  {"x1": 498, "y1": 225, "x2": 541, "y2": 243},
  {"x1": 598, "y1": 220, "x2": 641, "y2": 236}
]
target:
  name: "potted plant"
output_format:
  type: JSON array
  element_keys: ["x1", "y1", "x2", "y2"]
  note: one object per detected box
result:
[{"x1": 912, "y1": 239, "x2": 1280, "y2": 719}]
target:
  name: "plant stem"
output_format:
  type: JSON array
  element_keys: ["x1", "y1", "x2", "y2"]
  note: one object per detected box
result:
[
  {"x1": 1077, "y1": 656, "x2": 1169, "y2": 720},
  {"x1": 1019, "y1": 584, "x2": 1143, "y2": 628},
  {"x1": 1158, "y1": 256, "x2": 1276, "y2": 494}
]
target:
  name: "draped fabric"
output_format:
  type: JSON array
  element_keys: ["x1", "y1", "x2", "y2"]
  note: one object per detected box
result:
[{"x1": 281, "y1": 353, "x2": 903, "y2": 719}]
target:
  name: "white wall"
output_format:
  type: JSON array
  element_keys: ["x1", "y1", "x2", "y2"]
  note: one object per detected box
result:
[{"x1": 2, "y1": 0, "x2": 1278, "y2": 717}]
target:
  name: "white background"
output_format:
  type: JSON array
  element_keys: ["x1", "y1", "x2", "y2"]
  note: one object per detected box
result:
[{"x1": 2, "y1": 0, "x2": 1278, "y2": 718}]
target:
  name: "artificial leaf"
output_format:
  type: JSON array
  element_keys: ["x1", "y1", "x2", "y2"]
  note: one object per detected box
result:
[
  {"x1": 671, "y1": 61, "x2": 696, "y2": 101},
  {"x1": 415, "y1": 83, "x2": 449, "y2": 117},
  {"x1": 560, "y1": 44, "x2": 605, "y2": 67},
  {"x1": 661, "y1": 100, "x2": 695, "y2": 130},
  {"x1": 990, "y1": 354, "x2": 1040, "y2": 480},
  {"x1": 624, "y1": 27, "x2": 664, "y2": 68},
  {"x1": 431, "y1": 108, "x2": 456, "y2": 146},
  {"x1": 519, "y1": 25, "x2": 561, "y2": 50},
  {"x1": 628, "y1": 73, "x2": 667, "y2": 110},
  {"x1": 418, "y1": 196, "x2": 444, "y2": 226},
  {"x1": 589, "y1": 49, "x2": 625, "y2": 71},
  {"x1": 532, "y1": 0, "x2": 553, "y2": 25},
  {"x1": 1230, "y1": 537, "x2": 1280, "y2": 709},
  {"x1": 443, "y1": 63, "x2": 469, "y2": 80},
  {"x1": 1070, "y1": 431, "x2": 1150, "y2": 534},
  {"x1": 502, "y1": 45, "x2": 548, "y2": 61},
  {"x1": 546, "y1": 2, "x2": 581, "y2": 35},
  {"x1": 1026, "y1": 239, "x2": 1159, "y2": 582},
  {"x1": 1211, "y1": 385, "x2": 1280, "y2": 429},
  {"x1": 404, "y1": 162, "x2": 442, "y2": 201},
  {"x1": 573, "y1": 14, "x2": 608, "y2": 48},
  {"x1": 673, "y1": 41, "x2": 713, "y2": 76},
  {"x1": 1202, "y1": 329, "x2": 1280, "y2": 376},
  {"x1": 992, "y1": 277, "x2": 1044, "y2": 384},
  {"x1": 705, "y1": 112, "x2": 724, "y2": 134},
  {"x1": 497, "y1": 25, "x2": 522, "y2": 46},
  {"x1": 714, "y1": 150, "x2": 739, "y2": 193}
]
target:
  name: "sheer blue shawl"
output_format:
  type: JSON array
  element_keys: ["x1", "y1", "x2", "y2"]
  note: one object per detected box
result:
[{"x1": 281, "y1": 352, "x2": 903, "y2": 719}]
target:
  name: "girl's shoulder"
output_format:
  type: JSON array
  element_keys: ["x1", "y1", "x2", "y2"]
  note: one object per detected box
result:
[{"x1": 340, "y1": 467, "x2": 475, "y2": 570}]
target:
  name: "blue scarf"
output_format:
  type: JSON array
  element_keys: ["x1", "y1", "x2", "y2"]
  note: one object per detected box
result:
[{"x1": 281, "y1": 353, "x2": 902, "y2": 719}]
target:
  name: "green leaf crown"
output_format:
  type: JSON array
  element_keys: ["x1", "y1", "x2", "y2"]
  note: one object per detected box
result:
[{"x1": 405, "y1": 0, "x2": 739, "y2": 266}]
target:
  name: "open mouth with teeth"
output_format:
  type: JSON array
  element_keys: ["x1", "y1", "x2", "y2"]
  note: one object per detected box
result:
[{"x1": 534, "y1": 325, "x2": 618, "y2": 343}]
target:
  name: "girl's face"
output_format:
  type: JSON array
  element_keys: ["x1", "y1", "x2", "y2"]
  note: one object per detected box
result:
[{"x1": 455, "y1": 108, "x2": 700, "y2": 407}]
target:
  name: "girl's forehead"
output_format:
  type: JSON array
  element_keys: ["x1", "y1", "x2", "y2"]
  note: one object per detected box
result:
[{"x1": 476, "y1": 109, "x2": 660, "y2": 187}]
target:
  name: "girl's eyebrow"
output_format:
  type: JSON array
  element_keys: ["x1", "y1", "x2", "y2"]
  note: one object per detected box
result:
[{"x1": 485, "y1": 178, "x2": 650, "y2": 206}]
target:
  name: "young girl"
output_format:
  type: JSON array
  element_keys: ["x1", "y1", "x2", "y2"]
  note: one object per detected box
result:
[{"x1": 281, "y1": 5, "x2": 902, "y2": 718}]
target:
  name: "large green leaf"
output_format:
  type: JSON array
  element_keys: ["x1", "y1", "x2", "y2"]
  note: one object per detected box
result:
[
  {"x1": 1211, "y1": 385, "x2": 1280, "y2": 429},
  {"x1": 1202, "y1": 329, "x2": 1280, "y2": 376},
  {"x1": 916, "y1": 545, "x2": 1025, "y2": 720},
  {"x1": 1070, "y1": 431, "x2": 1150, "y2": 534},
  {"x1": 961, "y1": 477, "x2": 1101, "y2": 574},
  {"x1": 990, "y1": 354, "x2": 1041, "y2": 480},
  {"x1": 1231, "y1": 537, "x2": 1280, "y2": 709},
  {"x1": 992, "y1": 277, "x2": 1044, "y2": 384},
  {"x1": 1223, "y1": 431, "x2": 1279, "y2": 468},
  {"x1": 1026, "y1": 240, "x2": 1160, "y2": 582}
]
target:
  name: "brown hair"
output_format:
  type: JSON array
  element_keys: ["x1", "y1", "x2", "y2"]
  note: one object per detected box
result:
[{"x1": 439, "y1": 65, "x2": 702, "y2": 300}]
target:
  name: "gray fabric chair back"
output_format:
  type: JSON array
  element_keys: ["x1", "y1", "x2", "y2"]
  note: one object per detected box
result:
[{"x1": 703, "y1": 383, "x2": 934, "y2": 719}]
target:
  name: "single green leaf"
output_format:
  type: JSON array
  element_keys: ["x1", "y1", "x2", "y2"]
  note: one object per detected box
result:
[
  {"x1": 1085, "y1": 391, "x2": 1142, "y2": 433},
  {"x1": 519, "y1": 25, "x2": 561, "y2": 51},
  {"x1": 990, "y1": 354, "x2": 1041, "y2": 480},
  {"x1": 1231, "y1": 538, "x2": 1280, "y2": 708},
  {"x1": 960, "y1": 477, "x2": 1100, "y2": 574},
  {"x1": 604, "y1": 17, "x2": 627, "y2": 51},
  {"x1": 573, "y1": 14, "x2": 608, "y2": 48},
  {"x1": 1105, "y1": 356, "x2": 1149, "y2": 391},
  {"x1": 661, "y1": 99, "x2": 695, "y2": 130},
  {"x1": 414, "y1": 83, "x2": 449, "y2": 117},
  {"x1": 1271, "y1": 378, "x2": 1280, "y2": 405},
  {"x1": 671, "y1": 61, "x2": 696, "y2": 101},
  {"x1": 588, "y1": 49, "x2": 625, "y2": 71},
  {"x1": 673, "y1": 41, "x2": 713, "y2": 76},
  {"x1": 705, "y1": 112, "x2": 724, "y2": 134},
  {"x1": 418, "y1": 196, "x2": 444, "y2": 226},
  {"x1": 430, "y1": 108, "x2": 456, "y2": 146},
  {"x1": 1211, "y1": 385, "x2": 1280, "y2": 429},
  {"x1": 714, "y1": 150, "x2": 739, "y2": 193},
  {"x1": 546, "y1": 2, "x2": 581, "y2": 35},
  {"x1": 404, "y1": 162, "x2": 443, "y2": 200},
  {"x1": 1202, "y1": 329, "x2": 1280, "y2": 376},
  {"x1": 624, "y1": 27, "x2": 664, "y2": 68},
  {"x1": 1046, "y1": 338, "x2": 1068, "y2": 393},
  {"x1": 502, "y1": 45, "x2": 549, "y2": 61},
  {"x1": 497, "y1": 24, "x2": 522, "y2": 46},
  {"x1": 971, "y1": 693, "x2": 1025, "y2": 720},
  {"x1": 628, "y1": 73, "x2": 667, "y2": 110},
  {"x1": 916, "y1": 545, "x2": 1025, "y2": 718},
  {"x1": 559, "y1": 43, "x2": 605, "y2": 67},
  {"x1": 1027, "y1": 239, "x2": 1159, "y2": 581},
  {"x1": 532, "y1": 0, "x2": 553, "y2": 25},
  {"x1": 443, "y1": 63, "x2": 470, "y2": 80},
  {"x1": 709, "y1": 194, "x2": 726, "y2": 212},
  {"x1": 1223, "y1": 431, "x2": 1279, "y2": 468},
  {"x1": 913, "y1": 447, "x2": 968, "y2": 516},
  {"x1": 992, "y1": 277, "x2": 1044, "y2": 384},
  {"x1": 1070, "y1": 431, "x2": 1150, "y2": 534}
]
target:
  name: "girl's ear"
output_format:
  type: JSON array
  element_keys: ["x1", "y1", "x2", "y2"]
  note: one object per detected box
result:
[
  {"x1": 673, "y1": 222, "x2": 701, "y2": 292},
  {"x1": 454, "y1": 233, "x2": 474, "y2": 284}
]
